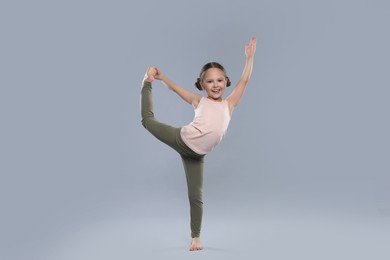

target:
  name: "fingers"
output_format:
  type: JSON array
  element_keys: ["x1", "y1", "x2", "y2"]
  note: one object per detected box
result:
[
  {"x1": 245, "y1": 37, "x2": 256, "y2": 50},
  {"x1": 249, "y1": 37, "x2": 257, "y2": 52},
  {"x1": 251, "y1": 36, "x2": 256, "y2": 44},
  {"x1": 249, "y1": 37, "x2": 256, "y2": 48}
]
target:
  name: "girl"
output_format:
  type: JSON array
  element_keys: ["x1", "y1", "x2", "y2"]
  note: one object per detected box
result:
[{"x1": 140, "y1": 37, "x2": 256, "y2": 251}]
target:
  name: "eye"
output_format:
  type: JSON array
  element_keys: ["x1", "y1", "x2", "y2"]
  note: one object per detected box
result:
[
  {"x1": 207, "y1": 80, "x2": 212, "y2": 83},
  {"x1": 218, "y1": 79, "x2": 223, "y2": 82}
]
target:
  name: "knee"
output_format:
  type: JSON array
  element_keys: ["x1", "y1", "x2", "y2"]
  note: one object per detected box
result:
[
  {"x1": 141, "y1": 116, "x2": 153, "y2": 129},
  {"x1": 188, "y1": 193, "x2": 203, "y2": 206},
  {"x1": 141, "y1": 118, "x2": 147, "y2": 129}
]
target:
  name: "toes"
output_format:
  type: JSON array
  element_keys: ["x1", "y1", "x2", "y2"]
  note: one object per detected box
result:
[
  {"x1": 189, "y1": 245, "x2": 201, "y2": 251},
  {"x1": 189, "y1": 241, "x2": 203, "y2": 251}
]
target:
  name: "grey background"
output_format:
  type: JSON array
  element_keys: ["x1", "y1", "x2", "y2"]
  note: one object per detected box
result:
[{"x1": 1, "y1": 0, "x2": 389, "y2": 259}]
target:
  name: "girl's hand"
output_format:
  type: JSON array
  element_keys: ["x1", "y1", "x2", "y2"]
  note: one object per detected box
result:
[
  {"x1": 245, "y1": 37, "x2": 257, "y2": 59},
  {"x1": 154, "y1": 67, "x2": 164, "y2": 80},
  {"x1": 144, "y1": 66, "x2": 164, "y2": 82}
]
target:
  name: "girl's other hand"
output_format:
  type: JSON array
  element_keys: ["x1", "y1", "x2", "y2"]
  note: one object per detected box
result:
[
  {"x1": 245, "y1": 37, "x2": 256, "y2": 58},
  {"x1": 154, "y1": 67, "x2": 164, "y2": 80},
  {"x1": 144, "y1": 66, "x2": 158, "y2": 82},
  {"x1": 144, "y1": 66, "x2": 164, "y2": 82}
]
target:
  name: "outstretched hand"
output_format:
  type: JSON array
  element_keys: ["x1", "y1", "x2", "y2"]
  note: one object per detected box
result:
[
  {"x1": 245, "y1": 37, "x2": 257, "y2": 59},
  {"x1": 144, "y1": 66, "x2": 164, "y2": 82}
]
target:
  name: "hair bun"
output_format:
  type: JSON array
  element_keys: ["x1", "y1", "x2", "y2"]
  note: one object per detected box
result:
[
  {"x1": 226, "y1": 76, "x2": 231, "y2": 87},
  {"x1": 195, "y1": 78, "x2": 202, "y2": 90}
]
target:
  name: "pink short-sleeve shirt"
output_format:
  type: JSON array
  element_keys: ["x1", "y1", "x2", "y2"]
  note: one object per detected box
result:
[{"x1": 180, "y1": 97, "x2": 231, "y2": 155}]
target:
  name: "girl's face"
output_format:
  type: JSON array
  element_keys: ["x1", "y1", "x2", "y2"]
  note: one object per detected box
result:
[{"x1": 200, "y1": 68, "x2": 228, "y2": 101}]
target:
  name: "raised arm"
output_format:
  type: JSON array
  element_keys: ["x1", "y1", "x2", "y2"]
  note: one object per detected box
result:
[
  {"x1": 144, "y1": 66, "x2": 201, "y2": 106},
  {"x1": 226, "y1": 37, "x2": 257, "y2": 110}
]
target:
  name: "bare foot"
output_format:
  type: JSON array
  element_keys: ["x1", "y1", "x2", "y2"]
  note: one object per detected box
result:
[{"x1": 189, "y1": 237, "x2": 203, "y2": 251}]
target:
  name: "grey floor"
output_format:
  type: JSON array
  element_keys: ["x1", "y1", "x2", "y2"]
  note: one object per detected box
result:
[{"x1": 37, "y1": 203, "x2": 389, "y2": 260}]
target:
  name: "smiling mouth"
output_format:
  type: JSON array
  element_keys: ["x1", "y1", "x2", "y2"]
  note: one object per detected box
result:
[{"x1": 211, "y1": 89, "x2": 220, "y2": 94}]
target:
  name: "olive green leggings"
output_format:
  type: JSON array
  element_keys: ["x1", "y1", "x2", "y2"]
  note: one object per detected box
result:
[{"x1": 140, "y1": 81, "x2": 205, "y2": 238}]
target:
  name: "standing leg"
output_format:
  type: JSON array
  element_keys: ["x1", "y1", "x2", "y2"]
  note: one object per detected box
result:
[{"x1": 181, "y1": 155, "x2": 204, "y2": 250}]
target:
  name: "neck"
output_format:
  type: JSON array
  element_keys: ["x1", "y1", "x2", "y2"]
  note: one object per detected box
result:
[{"x1": 207, "y1": 96, "x2": 222, "y2": 102}]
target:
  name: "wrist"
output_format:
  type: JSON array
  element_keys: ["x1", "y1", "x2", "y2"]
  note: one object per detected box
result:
[{"x1": 159, "y1": 74, "x2": 167, "y2": 81}]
